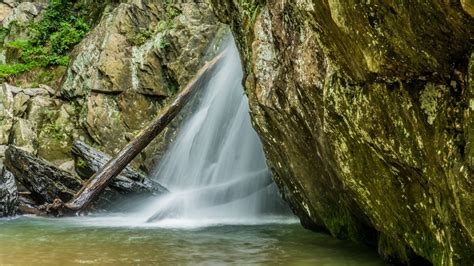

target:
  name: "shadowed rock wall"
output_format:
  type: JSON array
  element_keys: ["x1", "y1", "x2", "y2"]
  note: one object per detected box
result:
[{"x1": 210, "y1": 1, "x2": 473, "y2": 264}]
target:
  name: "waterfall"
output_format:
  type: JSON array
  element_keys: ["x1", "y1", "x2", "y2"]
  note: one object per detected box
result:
[{"x1": 141, "y1": 36, "x2": 290, "y2": 223}]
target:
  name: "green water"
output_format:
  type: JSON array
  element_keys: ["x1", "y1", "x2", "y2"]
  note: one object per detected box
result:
[{"x1": 0, "y1": 216, "x2": 386, "y2": 265}]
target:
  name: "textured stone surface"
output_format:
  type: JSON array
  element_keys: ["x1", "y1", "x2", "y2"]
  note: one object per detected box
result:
[
  {"x1": 1, "y1": 1, "x2": 45, "y2": 28},
  {"x1": 0, "y1": 83, "x2": 14, "y2": 145},
  {"x1": 71, "y1": 140, "x2": 168, "y2": 196},
  {"x1": 5, "y1": 145, "x2": 82, "y2": 204},
  {"x1": 0, "y1": 165, "x2": 18, "y2": 217},
  {"x1": 0, "y1": 0, "x2": 224, "y2": 172},
  {"x1": 211, "y1": 1, "x2": 473, "y2": 265},
  {"x1": 4, "y1": 145, "x2": 167, "y2": 211},
  {"x1": 61, "y1": 1, "x2": 221, "y2": 98}
]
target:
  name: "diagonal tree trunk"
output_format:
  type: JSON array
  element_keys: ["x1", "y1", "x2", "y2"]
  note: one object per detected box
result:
[{"x1": 51, "y1": 53, "x2": 224, "y2": 215}]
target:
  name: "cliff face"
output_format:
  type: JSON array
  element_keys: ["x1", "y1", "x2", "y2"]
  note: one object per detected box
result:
[
  {"x1": 0, "y1": 0, "x2": 224, "y2": 172},
  {"x1": 210, "y1": 1, "x2": 473, "y2": 264}
]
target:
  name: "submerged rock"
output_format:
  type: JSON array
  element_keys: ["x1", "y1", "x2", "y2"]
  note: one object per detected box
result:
[
  {"x1": 211, "y1": 1, "x2": 473, "y2": 265},
  {"x1": 0, "y1": 165, "x2": 18, "y2": 217}
]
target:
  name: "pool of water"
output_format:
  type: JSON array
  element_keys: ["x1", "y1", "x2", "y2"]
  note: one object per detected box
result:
[{"x1": 0, "y1": 215, "x2": 386, "y2": 265}]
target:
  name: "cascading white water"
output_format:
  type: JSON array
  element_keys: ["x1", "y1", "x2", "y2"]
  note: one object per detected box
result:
[{"x1": 141, "y1": 36, "x2": 290, "y2": 223}]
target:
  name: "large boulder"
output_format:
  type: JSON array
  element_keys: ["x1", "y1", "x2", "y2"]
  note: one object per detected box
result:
[
  {"x1": 211, "y1": 1, "x2": 473, "y2": 265},
  {"x1": 4, "y1": 144, "x2": 168, "y2": 212},
  {"x1": 0, "y1": 165, "x2": 18, "y2": 217},
  {"x1": 71, "y1": 140, "x2": 168, "y2": 196},
  {"x1": 61, "y1": 1, "x2": 222, "y2": 98}
]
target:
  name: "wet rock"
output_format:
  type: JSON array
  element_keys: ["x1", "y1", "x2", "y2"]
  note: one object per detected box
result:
[
  {"x1": 4, "y1": 143, "x2": 168, "y2": 212},
  {"x1": 5, "y1": 145, "x2": 82, "y2": 204},
  {"x1": 72, "y1": 140, "x2": 168, "y2": 195},
  {"x1": 0, "y1": 165, "x2": 18, "y2": 217},
  {"x1": 211, "y1": 1, "x2": 474, "y2": 265},
  {"x1": 12, "y1": 92, "x2": 30, "y2": 116},
  {"x1": 82, "y1": 93, "x2": 128, "y2": 155},
  {"x1": 1, "y1": 1, "x2": 224, "y2": 172},
  {"x1": 5, "y1": 83, "x2": 50, "y2": 97},
  {"x1": 2, "y1": 2, "x2": 44, "y2": 28}
]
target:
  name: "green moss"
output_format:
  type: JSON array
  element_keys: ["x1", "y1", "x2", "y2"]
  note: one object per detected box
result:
[
  {"x1": 239, "y1": 0, "x2": 261, "y2": 23},
  {"x1": 163, "y1": 0, "x2": 181, "y2": 19},
  {"x1": 76, "y1": 158, "x2": 86, "y2": 168},
  {"x1": 323, "y1": 207, "x2": 362, "y2": 241},
  {"x1": 0, "y1": 27, "x2": 9, "y2": 46},
  {"x1": 0, "y1": 0, "x2": 90, "y2": 79},
  {"x1": 127, "y1": 28, "x2": 154, "y2": 46}
]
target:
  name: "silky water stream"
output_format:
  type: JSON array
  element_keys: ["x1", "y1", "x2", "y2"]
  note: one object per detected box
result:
[{"x1": 0, "y1": 38, "x2": 385, "y2": 265}]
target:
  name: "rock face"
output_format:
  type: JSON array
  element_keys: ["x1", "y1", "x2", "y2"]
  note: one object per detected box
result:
[
  {"x1": 0, "y1": 0, "x2": 224, "y2": 172},
  {"x1": 0, "y1": 165, "x2": 18, "y2": 217},
  {"x1": 211, "y1": 1, "x2": 473, "y2": 265},
  {"x1": 58, "y1": 1, "x2": 223, "y2": 165}
]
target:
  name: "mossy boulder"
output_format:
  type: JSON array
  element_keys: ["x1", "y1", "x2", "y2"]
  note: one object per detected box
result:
[{"x1": 210, "y1": 1, "x2": 473, "y2": 265}]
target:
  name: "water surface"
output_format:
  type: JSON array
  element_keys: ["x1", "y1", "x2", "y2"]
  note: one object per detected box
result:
[{"x1": 0, "y1": 216, "x2": 386, "y2": 265}]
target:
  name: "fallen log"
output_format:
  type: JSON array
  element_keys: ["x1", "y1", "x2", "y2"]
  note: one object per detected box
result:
[{"x1": 62, "y1": 53, "x2": 224, "y2": 213}]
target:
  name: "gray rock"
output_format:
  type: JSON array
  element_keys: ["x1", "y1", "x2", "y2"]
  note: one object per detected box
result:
[
  {"x1": 0, "y1": 166, "x2": 18, "y2": 217},
  {"x1": 72, "y1": 140, "x2": 168, "y2": 195},
  {"x1": 4, "y1": 83, "x2": 50, "y2": 97},
  {"x1": 5, "y1": 145, "x2": 82, "y2": 204}
]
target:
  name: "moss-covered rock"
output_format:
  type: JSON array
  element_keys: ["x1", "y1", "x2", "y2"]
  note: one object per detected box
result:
[{"x1": 210, "y1": 1, "x2": 473, "y2": 265}]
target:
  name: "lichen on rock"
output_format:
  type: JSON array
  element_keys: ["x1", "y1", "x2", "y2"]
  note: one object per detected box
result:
[{"x1": 210, "y1": 0, "x2": 474, "y2": 264}]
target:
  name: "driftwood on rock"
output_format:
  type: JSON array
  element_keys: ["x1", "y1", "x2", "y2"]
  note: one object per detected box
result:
[
  {"x1": 4, "y1": 145, "x2": 168, "y2": 215},
  {"x1": 72, "y1": 140, "x2": 168, "y2": 195},
  {"x1": 62, "y1": 53, "x2": 224, "y2": 213}
]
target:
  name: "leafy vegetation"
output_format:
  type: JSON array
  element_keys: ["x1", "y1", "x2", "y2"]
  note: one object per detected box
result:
[
  {"x1": 40, "y1": 120, "x2": 64, "y2": 141},
  {"x1": 76, "y1": 158, "x2": 86, "y2": 168},
  {"x1": 0, "y1": 27, "x2": 9, "y2": 45},
  {"x1": 0, "y1": 0, "x2": 90, "y2": 79},
  {"x1": 127, "y1": 28, "x2": 154, "y2": 46}
]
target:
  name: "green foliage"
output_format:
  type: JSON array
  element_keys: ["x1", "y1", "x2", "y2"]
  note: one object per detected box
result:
[
  {"x1": 157, "y1": 20, "x2": 174, "y2": 33},
  {"x1": 0, "y1": 63, "x2": 39, "y2": 79},
  {"x1": 76, "y1": 158, "x2": 86, "y2": 168},
  {"x1": 162, "y1": 0, "x2": 181, "y2": 19},
  {"x1": 159, "y1": 36, "x2": 171, "y2": 50},
  {"x1": 0, "y1": 27, "x2": 9, "y2": 45},
  {"x1": 127, "y1": 28, "x2": 154, "y2": 46},
  {"x1": 0, "y1": 0, "x2": 90, "y2": 79},
  {"x1": 40, "y1": 120, "x2": 64, "y2": 141}
]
